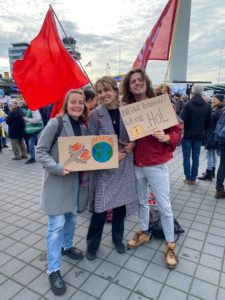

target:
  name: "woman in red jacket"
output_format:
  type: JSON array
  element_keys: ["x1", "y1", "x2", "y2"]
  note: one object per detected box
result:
[{"x1": 121, "y1": 68, "x2": 182, "y2": 269}]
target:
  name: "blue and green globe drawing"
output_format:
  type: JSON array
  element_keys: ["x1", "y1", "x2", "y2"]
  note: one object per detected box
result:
[{"x1": 92, "y1": 142, "x2": 113, "y2": 163}]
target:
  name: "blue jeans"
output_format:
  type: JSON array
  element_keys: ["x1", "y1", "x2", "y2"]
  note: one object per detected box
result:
[
  {"x1": 206, "y1": 149, "x2": 217, "y2": 170},
  {"x1": 182, "y1": 139, "x2": 202, "y2": 180},
  {"x1": 47, "y1": 212, "x2": 76, "y2": 274},
  {"x1": 28, "y1": 134, "x2": 38, "y2": 160},
  {"x1": 135, "y1": 164, "x2": 174, "y2": 243},
  {"x1": 2, "y1": 136, "x2": 7, "y2": 146}
]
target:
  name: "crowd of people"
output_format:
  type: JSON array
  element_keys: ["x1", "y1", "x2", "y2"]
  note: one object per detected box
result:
[{"x1": 1, "y1": 69, "x2": 225, "y2": 296}]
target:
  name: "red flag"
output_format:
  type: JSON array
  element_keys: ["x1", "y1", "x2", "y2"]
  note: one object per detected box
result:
[
  {"x1": 13, "y1": 8, "x2": 89, "y2": 112},
  {"x1": 132, "y1": 0, "x2": 178, "y2": 69}
]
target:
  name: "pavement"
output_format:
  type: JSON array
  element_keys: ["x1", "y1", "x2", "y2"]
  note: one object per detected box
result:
[{"x1": 1, "y1": 145, "x2": 225, "y2": 300}]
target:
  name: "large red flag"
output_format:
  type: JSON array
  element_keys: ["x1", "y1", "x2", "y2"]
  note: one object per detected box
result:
[
  {"x1": 132, "y1": 0, "x2": 178, "y2": 69},
  {"x1": 13, "y1": 8, "x2": 89, "y2": 112}
]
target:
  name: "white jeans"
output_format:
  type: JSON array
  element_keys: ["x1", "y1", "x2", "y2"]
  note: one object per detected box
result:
[{"x1": 135, "y1": 164, "x2": 174, "y2": 242}]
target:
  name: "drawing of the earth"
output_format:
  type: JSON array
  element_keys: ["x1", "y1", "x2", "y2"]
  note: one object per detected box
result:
[{"x1": 92, "y1": 142, "x2": 113, "y2": 163}]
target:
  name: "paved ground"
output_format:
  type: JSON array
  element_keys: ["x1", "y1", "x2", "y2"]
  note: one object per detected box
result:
[{"x1": 1, "y1": 145, "x2": 225, "y2": 300}]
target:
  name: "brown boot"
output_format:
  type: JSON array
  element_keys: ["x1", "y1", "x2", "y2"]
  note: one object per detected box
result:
[
  {"x1": 165, "y1": 243, "x2": 178, "y2": 269},
  {"x1": 215, "y1": 189, "x2": 225, "y2": 199},
  {"x1": 127, "y1": 229, "x2": 150, "y2": 249},
  {"x1": 183, "y1": 179, "x2": 192, "y2": 185}
]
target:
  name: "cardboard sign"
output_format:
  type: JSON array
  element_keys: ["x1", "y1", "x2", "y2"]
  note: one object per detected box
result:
[
  {"x1": 58, "y1": 135, "x2": 119, "y2": 171},
  {"x1": 119, "y1": 94, "x2": 178, "y2": 141}
]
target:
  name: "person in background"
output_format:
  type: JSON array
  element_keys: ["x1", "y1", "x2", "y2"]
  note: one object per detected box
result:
[
  {"x1": 181, "y1": 84, "x2": 212, "y2": 185},
  {"x1": 156, "y1": 83, "x2": 176, "y2": 106},
  {"x1": 24, "y1": 109, "x2": 44, "y2": 164},
  {"x1": 85, "y1": 76, "x2": 138, "y2": 261},
  {"x1": 5, "y1": 99, "x2": 27, "y2": 160},
  {"x1": 0, "y1": 102, "x2": 8, "y2": 148},
  {"x1": 0, "y1": 106, "x2": 4, "y2": 153},
  {"x1": 36, "y1": 89, "x2": 87, "y2": 296},
  {"x1": 121, "y1": 68, "x2": 182, "y2": 269},
  {"x1": 2, "y1": 93, "x2": 11, "y2": 115},
  {"x1": 215, "y1": 107, "x2": 225, "y2": 199},
  {"x1": 198, "y1": 94, "x2": 224, "y2": 181},
  {"x1": 174, "y1": 92, "x2": 184, "y2": 116},
  {"x1": 83, "y1": 89, "x2": 97, "y2": 112},
  {"x1": 20, "y1": 101, "x2": 29, "y2": 151},
  {"x1": 39, "y1": 104, "x2": 53, "y2": 127},
  {"x1": 181, "y1": 94, "x2": 189, "y2": 104},
  {"x1": 202, "y1": 94, "x2": 211, "y2": 103}
]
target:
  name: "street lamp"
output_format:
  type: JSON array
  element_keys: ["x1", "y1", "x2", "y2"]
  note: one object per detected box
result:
[{"x1": 218, "y1": 47, "x2": 224, "y2": 84}]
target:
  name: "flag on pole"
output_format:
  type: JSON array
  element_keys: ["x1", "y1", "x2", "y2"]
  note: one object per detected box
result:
[
  {"x1": 12, "y1": 8, "x2": 89, "y2": 113},
  {"x1": 85, "y1": 61, "x2": 92, "y2": 67},
  {"x1": 132, "y1": 0, "x2": 178, "y2": 69}
]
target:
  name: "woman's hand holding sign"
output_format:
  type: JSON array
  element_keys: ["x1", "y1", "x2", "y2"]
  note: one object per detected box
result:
[{"x1": 152, "y1": 130, "x2": 170, "y2": 144}]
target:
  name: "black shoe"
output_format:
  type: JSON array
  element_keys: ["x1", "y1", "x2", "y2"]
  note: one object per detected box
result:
[
  {"x1": 25, "y1": 158, "x2": 36, "y2": 164},
  {"x1": 49, "y1": 270, "x2": 66, "y2": 296},
  {"x1": 61, "y1": 246, "x2": 83, "y2": 260},
  {"x1": 198, "y1": 169, "x2": 212, "y2": 181},
  {"x1": 113, "y1": 241, "x2": 126, "y2": 254},
  {"x1": 3, "y1": 145, "x2": 8, "y2": 148},
  {"x1": 86, "y1": 250, "x2": 96, "y2": 260}
]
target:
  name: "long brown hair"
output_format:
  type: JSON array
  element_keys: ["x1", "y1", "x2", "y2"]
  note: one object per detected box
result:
[
  {"x1": 60, "y1": 89, "x2": 88, "y2": 123},
  {"x1": 120, "y1": 68, "x2": 155, "y2": 104}
]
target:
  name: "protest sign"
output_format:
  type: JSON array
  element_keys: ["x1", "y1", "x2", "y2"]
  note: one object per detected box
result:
[
  {"x1": 119, "y1": 94, "x2": 178, "y2": 141},
  {"x1": 58, "y1": 135, "x2": 118, "y2": 171}
]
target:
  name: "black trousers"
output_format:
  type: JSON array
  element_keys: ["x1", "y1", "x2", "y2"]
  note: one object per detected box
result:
[
  {"x1": 86, "y1": 205, "x2": 126, "y2": 253},
  {"x1": 216, "y1": 146, "x2": 225, "y2": 190}
]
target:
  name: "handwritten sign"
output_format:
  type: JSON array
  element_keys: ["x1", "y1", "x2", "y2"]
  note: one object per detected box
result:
[
  {"x1": 119, "y1": 94, "x2": 178, "y2": 141},
  {"x1": 58, "y1": 135, "x2": 118, "y2": 171}
]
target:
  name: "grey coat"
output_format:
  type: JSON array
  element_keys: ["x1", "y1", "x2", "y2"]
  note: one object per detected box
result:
[
  {"x1": 36, "y1": 114, "x2": 86, "y2": 216},
  {"x1": 88, "y1": 104, "x2": 138, "y2": 215}
]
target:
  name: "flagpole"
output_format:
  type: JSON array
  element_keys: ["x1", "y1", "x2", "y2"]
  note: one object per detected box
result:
[
  {"x1": 163, "y1": 0, "x2": 181, "y2": 83},
  {"x1": 49, "y1": 4, "x2": 93, "y2": 88}
]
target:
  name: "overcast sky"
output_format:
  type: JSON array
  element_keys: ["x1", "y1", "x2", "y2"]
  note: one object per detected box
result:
[{"x1": 0, "y1": 0, "x2": 225, "y2": 84}]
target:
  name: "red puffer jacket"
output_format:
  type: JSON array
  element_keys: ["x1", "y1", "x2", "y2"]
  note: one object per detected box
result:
[{"x1": 134, "y1": 124, "x2": 182, "y2": 167}]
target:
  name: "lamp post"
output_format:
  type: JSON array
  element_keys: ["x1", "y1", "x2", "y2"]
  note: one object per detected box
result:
[
  {"x1": 118, "y1": 45, "x2": 121, "y2": 75},
  {"x1": 218, "y1": 47, "x2": 224, "y2": 84}
]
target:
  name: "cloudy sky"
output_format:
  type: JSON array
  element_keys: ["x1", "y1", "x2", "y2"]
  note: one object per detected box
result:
[{"x1": 0, "y1": 0, "x2": 225, "y2": 84}]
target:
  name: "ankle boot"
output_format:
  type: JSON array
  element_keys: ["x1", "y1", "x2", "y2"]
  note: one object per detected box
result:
[
  {"x1": 215, "y1": 189, "x2": 225, "y2": 199},
  {"x1": 198, "y1": 169, "x2": 212, "y2": 181},
  {"x1": 165, "y1": 243, "x2": 178, "y2": 269}
]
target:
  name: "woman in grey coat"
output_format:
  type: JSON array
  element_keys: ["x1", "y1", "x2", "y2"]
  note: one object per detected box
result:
[
  {"x1": 86, "y1": 76, "x2": 138, "y2": 260},
  {"x1": 36, "y1": 89, "x2": 87, "y2": 296}
]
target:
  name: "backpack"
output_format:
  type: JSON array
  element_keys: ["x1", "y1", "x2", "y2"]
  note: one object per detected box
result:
[
  {"x1": 148, "y1": 207, "x2": 185, "y2": 242},
  {"x1": 50, "y1": 116, "x2": 63, "y2": 151},
  {"x1": 215, "y1": 111, "x2": 225, "y2": 143}
]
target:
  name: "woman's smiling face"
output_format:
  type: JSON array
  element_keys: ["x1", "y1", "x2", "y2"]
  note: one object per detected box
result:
[
  {"x1": 129, "y1": 72, "x2": 147, "y2": 98},
  {"x1": 67, "y1": 92, "x2": 85, "y2": 120},
  {"x1": 95, "y1": 82, "x2": 118, "y2": 107}
]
